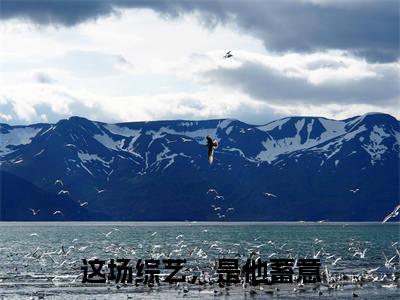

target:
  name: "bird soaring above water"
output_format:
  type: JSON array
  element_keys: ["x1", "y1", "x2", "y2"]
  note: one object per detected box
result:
[
  {"x1": 29, "y1": 208, "x2": 40, "y2": 215},
  {"x1": 206, "y1": 136, "x2": 218, "y2": 165},
  {"x1": 382, "y1": 204, "x2": 400, "y2": 223}
]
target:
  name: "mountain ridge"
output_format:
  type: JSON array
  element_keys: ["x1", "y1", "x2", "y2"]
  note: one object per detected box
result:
[{"x1": 1, "y1": 112, "x2": 399, "y2": 221}]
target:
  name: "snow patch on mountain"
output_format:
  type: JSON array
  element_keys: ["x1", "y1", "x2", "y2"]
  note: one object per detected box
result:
[
  {"x1": 225, "y1": 126, "x2": 233, "y2": 135},
  {"x1": 361, "y1": 125, "x2": 390, "y2": 165},
  {"x1": 153, "y1": 144, "x2": 178, "y2": 171},
  {"x1": 147, "y1": 127, "x2": 218, "y2": 145},
  {"x1": 311, "y1": 125, "x2": 367, "y2": 160},
  {"x1": 218, "y1": 119, "x2": 234, "y2": 129},
  {"x1": 178, "y1": 121, "x2": 198, "y2": 127},
  {"x1": 256, "y1": 118, "x2": 357, "y2": 163},
  {"x1": 258, "y1": 118, "x2": 289, "y2": 132},
  {"x1": 104, "y1": 124, "x2": 141, "y2": 139},
  {"x1": 78, "y1": 151, "x2": 109, "y2": 165},
  {"x1": 256, "y1": 119, "x2": 317, "y2": 163},
  {"x1": 318, "y1": 118, "x2": 346, "y2": 139},
  {"x1": 94, "y1": 132, "x2": 125, "y2": 151},
  {"x1": 0, "y1": 127, "x2": 41, "y2": 156},
  {"x1": 223, "y1": 147, "x2": 258, "y2": 163}
]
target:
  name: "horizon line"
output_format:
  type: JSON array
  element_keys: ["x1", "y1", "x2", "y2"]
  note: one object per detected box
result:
[{"x1": 1, "y1": 111, "x2": 397, "y2": 128}]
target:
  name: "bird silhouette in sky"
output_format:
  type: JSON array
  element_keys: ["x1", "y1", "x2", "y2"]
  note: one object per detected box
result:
[
  {"x1": 224, "y1": 50, "x2": 233, "y2": 59},
  {"x1": 206, "y1": 136, "x2": 218, "y2": 165}
]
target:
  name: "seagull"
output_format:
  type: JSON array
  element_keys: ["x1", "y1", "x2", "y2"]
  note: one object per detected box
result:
[
  {"x1": 214, "y1": 195, "x2": 224, "y2": 200},
  {"x1": 226, "y1": 207, "x2": 235, "y2": 212},
  {"x1": 104, "y1": 228, "x2": 120, "y2": 238},
  {"x1": 383, "y1": 252, "x2": 397, "y2": 268},
  {"x1": 207, "y1": 189, "x2": 218, "y2": 195},
  {"x1": 349, "y1": 188, "x2": 359, "y2": 193},
  {"x1": 78, "y1": 200, "x2": 88, "y2": 207},
  {"x1": 367, "y1": 267, "x2": 380, "y2": 274},
  {"x1": 263, "y1": 192, "x2": 277, "y2": 198},
  {"x1": 181, "y1": 137, "x2": 192, "y2": 143},
  {"x1": 95, "y1": 188, "x2": 105, "y2": 194},
  {"x1": 382, "y1": 204, "x2": 400, "y2": 223},
  {"x1": 332, "y1": 257, "x2": 342, "y2": 265},
  {"x1": 53, "y1": 210, "x2": 63, "y2": 216},
  {"x1": 206, "y1": 136, "x2": 218, "y2": 165},
  {"x1": 223, "y1": 50, "x2": 233, "y2": 59},
  {"x1": 58, "y1": 190, "x2": 70, "y2": 196},
  {"x1": 54, "y1": 179, "x2": 64, "y2": 186},
  {"x1": 353, "y1": 249, "x2": 367, "y2": 258},
  {"x1": 279, "y1": 243, "x2": 287, "y2": 250},
  {"x1": 313, "y1": 249, "x2": 322, "y2": 259},
  {"x1": 29, "y1": 208, "x2": 40, "y2": 215}
]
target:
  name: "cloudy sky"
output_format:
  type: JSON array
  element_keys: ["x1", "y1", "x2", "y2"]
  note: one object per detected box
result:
[{"x1": 1, "y1": 0, "x2": 399, "y2": 125}]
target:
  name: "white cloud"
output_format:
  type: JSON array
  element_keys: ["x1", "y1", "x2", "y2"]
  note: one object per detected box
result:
[{"x1": 0, "y1": 8, "x2": 398, "y2": 125}]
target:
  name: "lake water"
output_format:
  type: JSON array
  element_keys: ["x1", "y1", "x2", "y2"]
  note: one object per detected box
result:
[{"x1": 0, "y1": 222, "x2": 399, "y2": 299}]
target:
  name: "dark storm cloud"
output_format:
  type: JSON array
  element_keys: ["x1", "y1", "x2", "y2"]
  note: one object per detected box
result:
[
  {"x1": 1, "y1": 0, "x2": 398, "y2": 62},
  {"x1": 202, "y1": 61, "x2": 400, "y2": 105}
]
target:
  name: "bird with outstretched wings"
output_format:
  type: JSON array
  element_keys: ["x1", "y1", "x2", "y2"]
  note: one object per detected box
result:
[
  {"x1": 223, "y1": 50, "x2": 233, "y2": 59},
  {"x1": 207, "y1": 135, "x2": 218, "y2": 165}
]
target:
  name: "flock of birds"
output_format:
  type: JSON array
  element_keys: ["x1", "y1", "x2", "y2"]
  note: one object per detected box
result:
[
  {"x1": 206, "y1": 189, "x2": 234, "y2": 219},
  {"x1": 27, "y1": 177, "x2": 400, "y2": 224},
  {"x1": 11, "y1": 225, "x2": 398, "y2": 299},
  {"x1": 27, "y1": 179, "x2": 104, "y2": 218}
]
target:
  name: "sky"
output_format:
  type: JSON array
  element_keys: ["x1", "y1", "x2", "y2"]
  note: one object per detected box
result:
[{"x1": 0, "y1": 0, "x2": 399, "y2": 125}]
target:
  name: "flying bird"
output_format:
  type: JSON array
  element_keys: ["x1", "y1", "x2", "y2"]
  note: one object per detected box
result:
[
  {"x1": 53, "y1": 210, "x2": 63, "y2": 216},
  {"x1": 353, "y1": 248, "x2": 367, "y2": 258},
  {"x1": 207, "y1": 189, "x2": 218, "y2": 195},
  {"x1": 104, "y1": 228, "x2": 120, "y2": 238},
  {"x1": 382, "y1": 204, "x2": 400, "y2": 223},
  {"x1": 58, "y1": 190, "x2": 70, "y2": 196},
  {"x1": 332, "y1": 257, "x2": 342, "y2": 265},
  {"x1": 78, "y1": 201, "x2": 88, "y2": 207},
  {"x1": 263, "y1": 192, "x2": 277, "y2": 198},
  {"x1": 29, "y1": 208, "x2": 40, "y2": 215},
  {"x1": 95, "y1": 188, "x2": 105, "y2": 194},
  {"x1": 349, "y1": 188, "x2": 359, "y2": 193},
  {"x1": 223, "y1": 50, "x2": 233, "y2": 59},
  {"x1": 366, "y1": 267, "x2": 380, "y2": 274},
  {"x1": 206, "y1": 136, "x2": 218, "y2": 165},
  {"x1": 54, "y1": 179, "x2": 64, "y2": 186}
]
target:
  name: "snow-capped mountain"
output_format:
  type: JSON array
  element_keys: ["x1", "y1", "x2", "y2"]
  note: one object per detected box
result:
[{"x1": 1, "y1": 113, "x2": 399, "y2": 221}]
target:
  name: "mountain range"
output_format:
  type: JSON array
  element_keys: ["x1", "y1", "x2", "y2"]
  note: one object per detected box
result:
[{"x1": 1, "y1": 112, "x2": 399, "y2": 221}]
